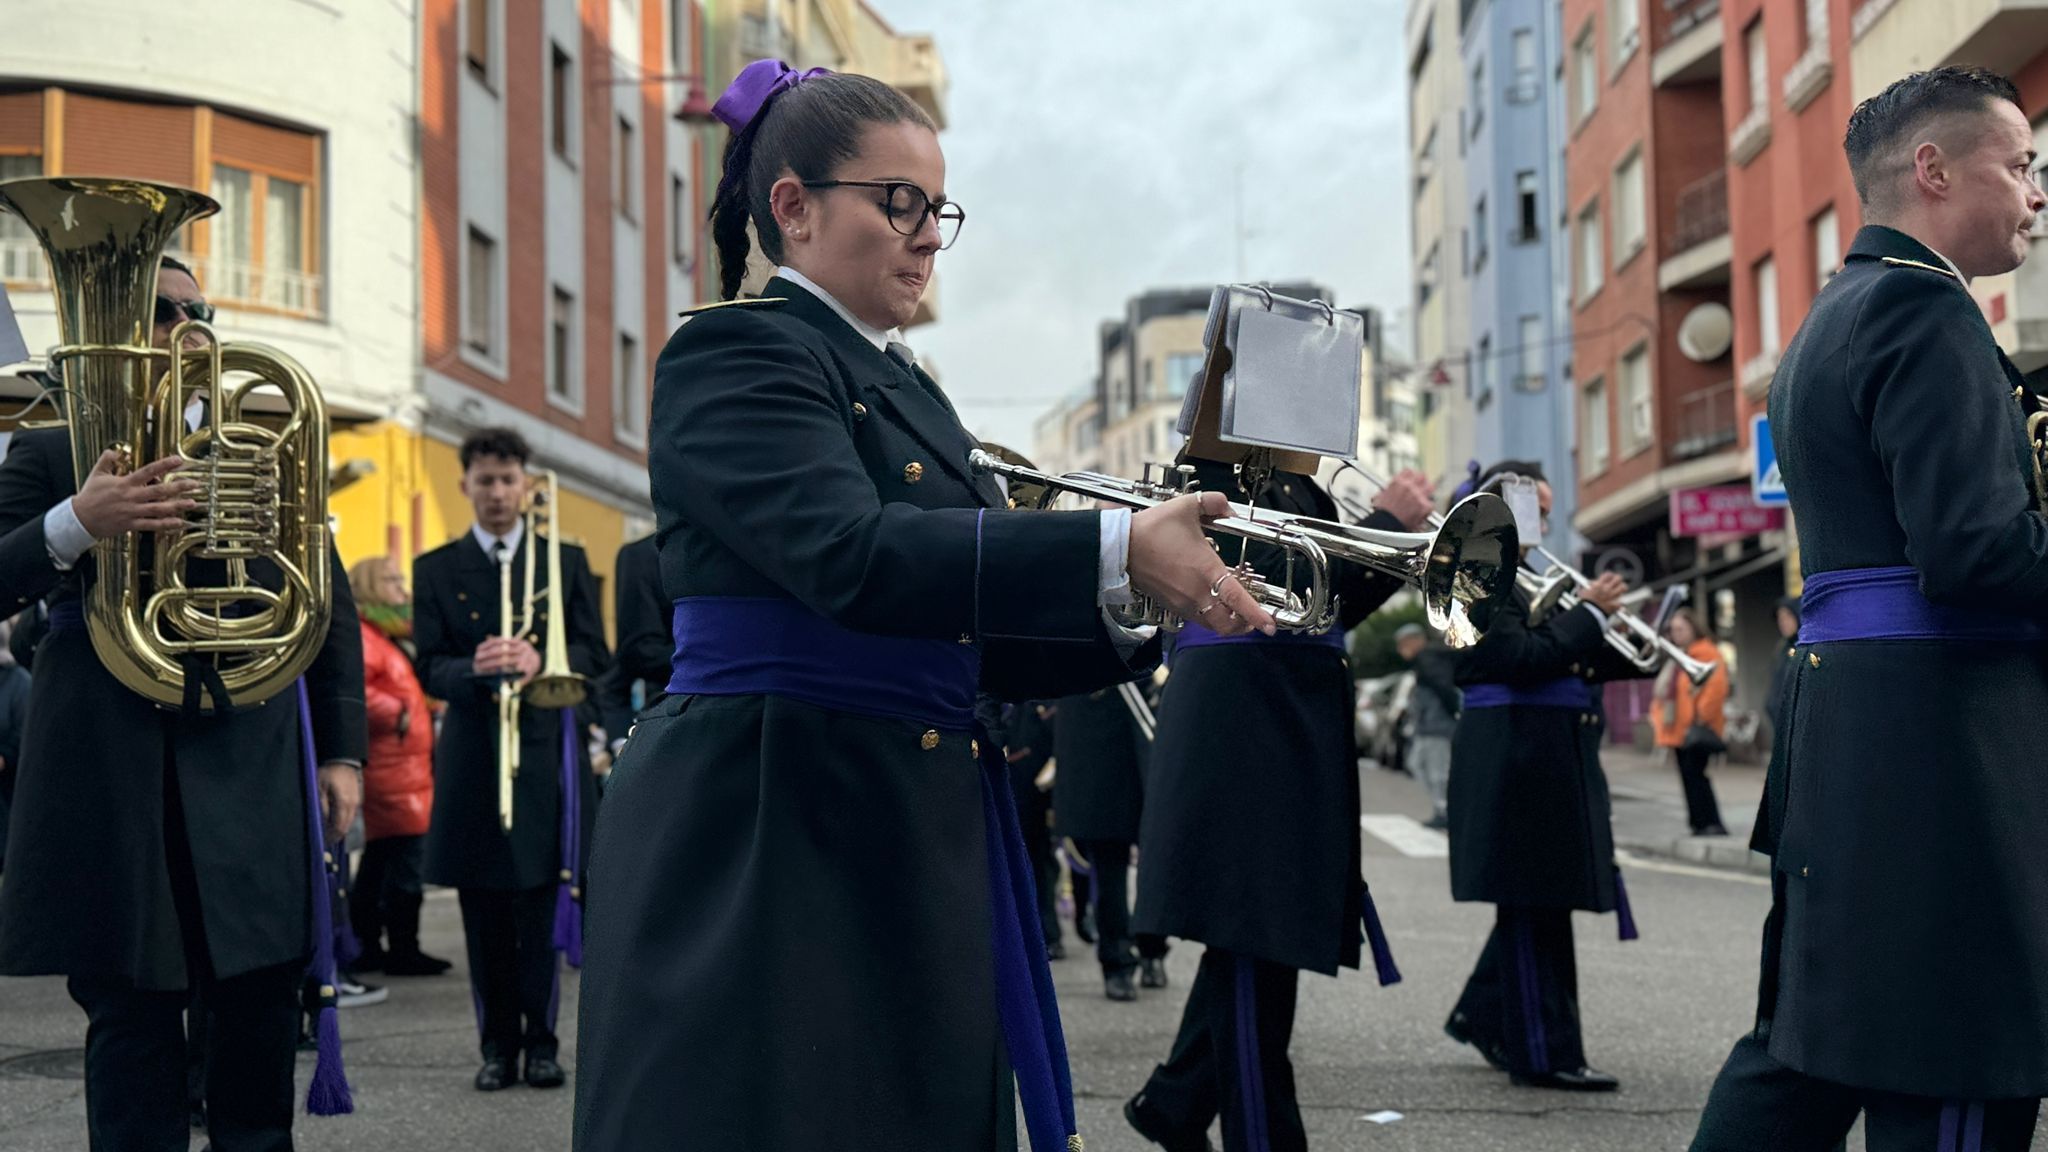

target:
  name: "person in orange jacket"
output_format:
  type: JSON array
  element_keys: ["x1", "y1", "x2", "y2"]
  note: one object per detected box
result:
[
  {"x1": 347, "y1": 556, "x2": 451, "y2": 975},
  {"x1": 1652, "y1": 606, "x2": 1729, "y2": 836}
]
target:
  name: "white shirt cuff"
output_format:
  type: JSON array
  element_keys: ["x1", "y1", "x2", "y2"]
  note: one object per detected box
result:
[
  {"x1": 1580, "y1": 603, "x2": 1608, "y2": 629},
  {"x1": 44, "y1": 498, "x2": 93, "y2": 571},
  {"x1": 1099, "y1": 508, "x2": 1134, "y2": 607}
]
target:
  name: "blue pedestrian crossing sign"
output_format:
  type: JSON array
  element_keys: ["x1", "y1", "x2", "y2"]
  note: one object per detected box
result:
[{"x1": 1751, "y1": 414, "x2": 1787, "y2": 507}]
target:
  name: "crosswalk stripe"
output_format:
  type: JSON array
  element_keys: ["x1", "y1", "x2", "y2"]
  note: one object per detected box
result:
[{"x1": 1361, "y1": 814, "x2": 1448, "y2": 858}]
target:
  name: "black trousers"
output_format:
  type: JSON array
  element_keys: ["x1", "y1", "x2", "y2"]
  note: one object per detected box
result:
[
  {"x1": 349, "y1": 834, "x2": 426, "y2": 959},
  {"x1": 457, "y1": 885, "x2": 561, "y2": 1062},
  {"x1": 1080, "y1": 839, "x2": 1168, "y2": 974},
  {"x1": 69, "y1": 747, "x2": 302, "y2": 1152},
  {"x1": 1137, "y1": 949, "x2": 1304, "y2": 1152},
  {"x1": 1449, "y1": 905, "x2": 1586, "y2": 1077},
  {"x1": 1675, "y1": 745, "x2": 1724, "y2": 831},
  {"x1": 1693, "y1": 1031, "x2": 2040, "y2": 1151}
]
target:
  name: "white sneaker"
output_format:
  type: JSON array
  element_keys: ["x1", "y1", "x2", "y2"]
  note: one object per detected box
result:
[{"x1": 336, "y1": 975, "x2": 388, "y2": 1008}]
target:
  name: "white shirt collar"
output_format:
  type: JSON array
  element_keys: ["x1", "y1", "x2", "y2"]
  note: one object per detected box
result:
[
  {"x1": 472, "y1": 519, "x2": 524, "y2": 560},
  {"x1": 776, "y1": 266, "x2": 905, "y2": 354},
  {"x1": 1923, "y1": 244, "x2": 1969, "y2": 284}
]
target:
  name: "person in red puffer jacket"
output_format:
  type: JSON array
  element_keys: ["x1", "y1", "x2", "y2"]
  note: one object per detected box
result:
[{"x1": 347, "y1": 556, "x2": 451, "y2": 976}]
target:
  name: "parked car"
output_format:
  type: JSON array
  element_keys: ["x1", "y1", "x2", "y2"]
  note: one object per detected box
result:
[{"x1": 1354, "y1": 672, "x2": 1415, "y2": 771}]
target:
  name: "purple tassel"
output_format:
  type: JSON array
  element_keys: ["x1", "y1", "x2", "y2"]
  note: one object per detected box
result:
[
  {"x1": 1361, "y1": 886, "x2": 1403, "y2": 987},
  {"x1": 1614, "y1": 867, "x2": 1639, "y2": 942},
  {"x1": 296, "y1": 680, "x2": 354, "y2": 1116},
  {"x1": 553, "y1": 709, "x2": 584, "y2": 969},
  {"x1": 333, "y1": 909, "x2": 362, "y2": 972}
]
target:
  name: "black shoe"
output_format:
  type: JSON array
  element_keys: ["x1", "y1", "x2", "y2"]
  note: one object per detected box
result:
[
  {"x1": 1444, "y1": 1011, "x2": 1509, "y2": 1072},
  {"x1": 1512, "y1": 1066, "x2": 1620, "y2": 1091},
  {"x1": 1105, "y1": 969, "x2": 1138, "y2": 1002},
  {"x1": 1046, "y1": 938, "x2": 1066, "y2": 961},
  {"x1": 1423, "y1": 813, "x2": 1450, "y2": 831},
  {"x1": 1140, "y1": 957, "x2": 1169, "y2": 989},
  {"x1": 382, "y1": 950, "x2": 455, "y2": 976},
  {"x1": 1695, "y1": 823, "x2": 1730, "y2": 837},
  {"x1": 474, "y1": 1057, "x2": 515, "y2": 1091},
  {"x1": 524, "y1": 1052, "x2": 566, "y2": 1089},
  {"x1": 1123, "y1": 1093, "x2": 1216, "y2": 1152},
  {"x1": 1076, "y1": 906, "x2": 1098, "y2": 945}
]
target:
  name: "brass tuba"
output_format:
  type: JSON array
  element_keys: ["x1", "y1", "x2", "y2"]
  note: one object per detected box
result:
[{"x1": 0, "y1": 177, "x2": 330, "y2": 710}]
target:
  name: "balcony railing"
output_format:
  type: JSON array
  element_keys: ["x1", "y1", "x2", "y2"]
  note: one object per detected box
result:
[
  {"x1": 0, "y1": 241, "x2": 324, "y2": 318},
  {"x1": 1670, "y1": 169, "x2": 1729, "y2": 252},
  {"x1": 1673, "y1": 379, "x2": 1738, "y2": 459}
]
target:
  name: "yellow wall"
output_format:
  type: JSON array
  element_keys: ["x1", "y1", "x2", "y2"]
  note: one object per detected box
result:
[{"x1": 327, "y1": 423, "x2": 634, "y2": 640}]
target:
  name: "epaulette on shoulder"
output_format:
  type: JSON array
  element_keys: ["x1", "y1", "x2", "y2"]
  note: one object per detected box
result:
[
  {"x1": 678, "y1": 296, "x2": 788, "y2": 317},
  {"x1": 1879, "y1": 256, "x2": 1960, "y2": 281}
]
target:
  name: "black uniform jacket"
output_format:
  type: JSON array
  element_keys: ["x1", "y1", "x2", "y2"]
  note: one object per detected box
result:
[
  {"x1": 0, "y1": 425, "x2": 366, "y2": 989},
  {"x1": 1052, "y1": 684, "x2": 1147, "y2": 843},
  {"x1": 1135, "y1": 464, "x2": 1405, "y2": 975},
  {"x1": 596, "y1": 532, "x2": 665, "y2": 743},
  {"x1": 1446, "y1": 587, "x2": 1642, "y2": 912},
  {"x1": 413, "y1": 529, "x2": 606, "y2": 892},
  {"x1": 572, "y1": 277, "x2": 1160, "y2": 1152},
  {"x1": 1759, "y1": 226, "x2": 2048, "y2": 1099}
]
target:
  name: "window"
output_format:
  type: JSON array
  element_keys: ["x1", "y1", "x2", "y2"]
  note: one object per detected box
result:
[
  {"x1": 1583, "y1": 377, "x2": 1610, "y2": 475},
  {"x1": 1470, "y1": 58, "x2": 1486, "y2": 137},
  {"x1": 0, "y1": 154, "x2": 42, "y2": 282},
  {"x1": 1803, "y1": 0, "x2": 1827, "y2": 51},
  {"x1": 1610, "y1": 0, "x2": 1641, "y2": 63},
  {"x1": 1416, "y1": 123, "x2": 1438, "y2": 198},
  {"x1": 466, "y1": 0, "x2": 493, "y2": 86},
  {"x1": 551, "y1": 43, "x2": 573, "y2": 160},
  {"x1": 1620, "y1": 343, "x2": 1652, "y2": 453},
  {"x1": 671, "y1": 174, "x2": 692, "y2": 268},
  {"x1": 616, "y1": 117, "x2": 637, "y2": 221},
  {"x1": 616, "y1": 331, "x2": 646, "y2": 441},
  {"x1": 1573, "y1": 24, "x2": 1598, "y2": 123},
  {"x1": 1475, "y1": 335, "x2": 1492, "y2": 402},
  {"x1": 1514, "y1": 170, "x2": 1540, "y2": 241},
  {"x1": 1512, "y1": 29, "x2": 1537, "y2": 87},
  {"x1": 1812, "y1": 206, "x2": 1840, "y2": 291},
  {"x1": 1613, "y1": 149, "x2": 1646, "y2": 259},
  {"x1": 465, "y1": 226, "x2": 496, "y2": 357},
  {"x1": 1755, "y1": 255, "x2": 1781, "y2": 356},
  {"x1": 549, "y1": 287, "x2": 578, "y2": 406},
  {"x1": 209, "y1": 164, "x2": 316, "y2": 313},
  {"x1": 1420, "y1": 241, "x2": 1442, "y2": 307},
  {"x1": 1474, "y1": 197, "x2": 1489, "y2": 269},
  {"x1": 669, "y1": 0, "x2": 693, "y2": 71},
  {"x1": 1518, "y1": 315, "x2": 1544, "y2": 390},
  {"x1": 1745, "y1": 19, "x2": 1767, "y2": 113},
  {"x1": 1577, "y1": 199, "x2": 1604, "y2": 302},
  {"x1": 1164, "y1": 352, "x2": 1205, "y2": 400}
]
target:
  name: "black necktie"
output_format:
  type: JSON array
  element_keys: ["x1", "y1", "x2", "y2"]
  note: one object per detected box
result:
[{"x1": 888, "y1": 341, "x2": 956, "y2": 418}]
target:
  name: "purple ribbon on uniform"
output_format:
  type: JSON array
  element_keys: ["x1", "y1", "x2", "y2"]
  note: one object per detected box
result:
[
  {"x1": 711, "y1": 58, "x2": 832, "y2": 132},
  {"x1": 1797, "y1": 565, "x2": 2040, "y2": 644},
  {"x1": 1460, "y1": 677, "x2": 1592, "y2": 710},
  {"x1": 552, "y1": 708, "x2": 583, "y2": 968},
  {"x1": 296, "y1": 680, "x2": 353, "y2": 1116},
  {"x1": 1168, "y1": 619, "x2": 1346, "y2": 656},
  {"x1": 667, "y1": 595, "x2": 1080, "y2": 1152}
]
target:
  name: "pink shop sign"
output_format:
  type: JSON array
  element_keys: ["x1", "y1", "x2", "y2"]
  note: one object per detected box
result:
[{"x1": 1669, "y1": 486, "x2": 1785, "y2": 537}]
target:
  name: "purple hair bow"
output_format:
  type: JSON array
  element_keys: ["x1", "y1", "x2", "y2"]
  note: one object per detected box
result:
[{"x1": 712, "y1": 58, "x2": 832, "y2": 132}]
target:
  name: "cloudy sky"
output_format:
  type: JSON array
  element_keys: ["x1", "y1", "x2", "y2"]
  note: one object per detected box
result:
[{"x1": 878, "y1": 0, "x2": 1416, "y2": 451}]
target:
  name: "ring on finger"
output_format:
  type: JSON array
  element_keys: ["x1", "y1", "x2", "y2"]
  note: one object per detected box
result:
[
  {"x1": 1196, "y1": 601, "x2": 1219, "y2": 616},
  {"x1": 1210, "y1": 572, "x2": 1234, "y2": 598}
]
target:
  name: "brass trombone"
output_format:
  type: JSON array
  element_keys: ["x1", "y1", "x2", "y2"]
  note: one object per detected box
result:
[
  {"x1": 1331, "y1": 461, "x2": 1717, "y2": 686},
  {"x1": 967, "y1": 448, "x2": 1519, "y2": 648},
  {"x1": 491, "y1": 469, "x2": 589, "y2": 831}
]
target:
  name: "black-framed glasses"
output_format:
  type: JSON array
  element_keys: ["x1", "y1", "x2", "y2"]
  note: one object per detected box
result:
[
  {"x1": 154, "y1": 295, "x2": 216, "y2": 326},
  {"x1": 800, "y1": 180, "x2": 965, "y2": 249}
]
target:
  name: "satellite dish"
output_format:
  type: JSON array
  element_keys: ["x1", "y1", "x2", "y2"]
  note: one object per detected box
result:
[{"x1": 1677, "y1": 302, "x2": 1733, "y2": 362}]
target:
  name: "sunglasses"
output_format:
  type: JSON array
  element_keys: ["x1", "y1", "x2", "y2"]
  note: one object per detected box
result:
[{"x1": 154, "y1": 295, "x2": 216, "y2": 326}]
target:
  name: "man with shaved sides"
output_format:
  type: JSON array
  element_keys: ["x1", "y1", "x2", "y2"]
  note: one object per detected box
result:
[{"x1": 1690, "y1": 66, "x2": 2048, "y2": 1152}]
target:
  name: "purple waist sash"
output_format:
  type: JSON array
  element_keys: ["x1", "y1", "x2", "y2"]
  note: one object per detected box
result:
[
  {"x1": 1797, "y1": 566, "x2": 2042, "y2": 644},
  {"x1": 1170, "y1": 619, "x2": 1347, "y2": 655},
  {"x1": 1462, "y1": 677, "x2": 1593, "y2": 710},
  {"x1": 665, "y1": 596, "x2": 1079, "y2": 1152},
  {"x1": 667, "y1": 596, "x2": 980, "y2": 726}
]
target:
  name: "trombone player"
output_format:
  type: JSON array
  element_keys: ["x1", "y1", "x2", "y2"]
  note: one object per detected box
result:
[
  {"x1": 0, "y1": 227, "x2": 366, "y2": 1148},
  {"x1": 413, "y1": 427, "x2": 607, "y2": 1094}
]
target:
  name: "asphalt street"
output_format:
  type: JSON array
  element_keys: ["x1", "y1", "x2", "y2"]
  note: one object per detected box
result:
[{"x1": 0, "y1": 758, "x2": 1812, "y2": 1151}]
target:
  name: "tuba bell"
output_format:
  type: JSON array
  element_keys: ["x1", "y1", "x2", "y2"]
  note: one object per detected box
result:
[{"x1": 0, "y1": 177, "x2": 331, "y2": 711}]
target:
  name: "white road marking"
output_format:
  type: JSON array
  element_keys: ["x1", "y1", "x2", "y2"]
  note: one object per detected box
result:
[
  {"x1": 1360, "y1": 814, "x2": 1448, "y2": 858},
  {"x1": 1616, "y1": 848, "x2": 1770, "y2": 885}
]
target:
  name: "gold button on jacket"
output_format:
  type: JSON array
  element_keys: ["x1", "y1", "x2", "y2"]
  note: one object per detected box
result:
[
  {"x1": 904, "y1": 461, "x2": 925, "y2": 484},
  {"x1": 920, "y1": 730, "x2": 940, "y2": 751}
]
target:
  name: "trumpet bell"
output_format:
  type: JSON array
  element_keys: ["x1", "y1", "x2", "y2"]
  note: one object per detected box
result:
[
  {"x1": 1424, "y1": 495, "x2": 1520, "y2": 648},
  {"x1": 524, "y1": 670, "x2": 590, "y2": 710}
]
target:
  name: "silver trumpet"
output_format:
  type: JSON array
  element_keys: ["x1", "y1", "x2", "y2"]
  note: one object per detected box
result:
[
  {"x1": 967, "y1": 448, "x2": 1520, "y2": 647},
  {"x1": 1331, "y1": 462, "x2": 1717, "y2": 685}
]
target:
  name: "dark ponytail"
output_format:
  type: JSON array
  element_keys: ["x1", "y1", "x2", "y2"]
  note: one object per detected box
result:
[{"x1": 706, "y1": 72, "x2": 935, "y2": 300}]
